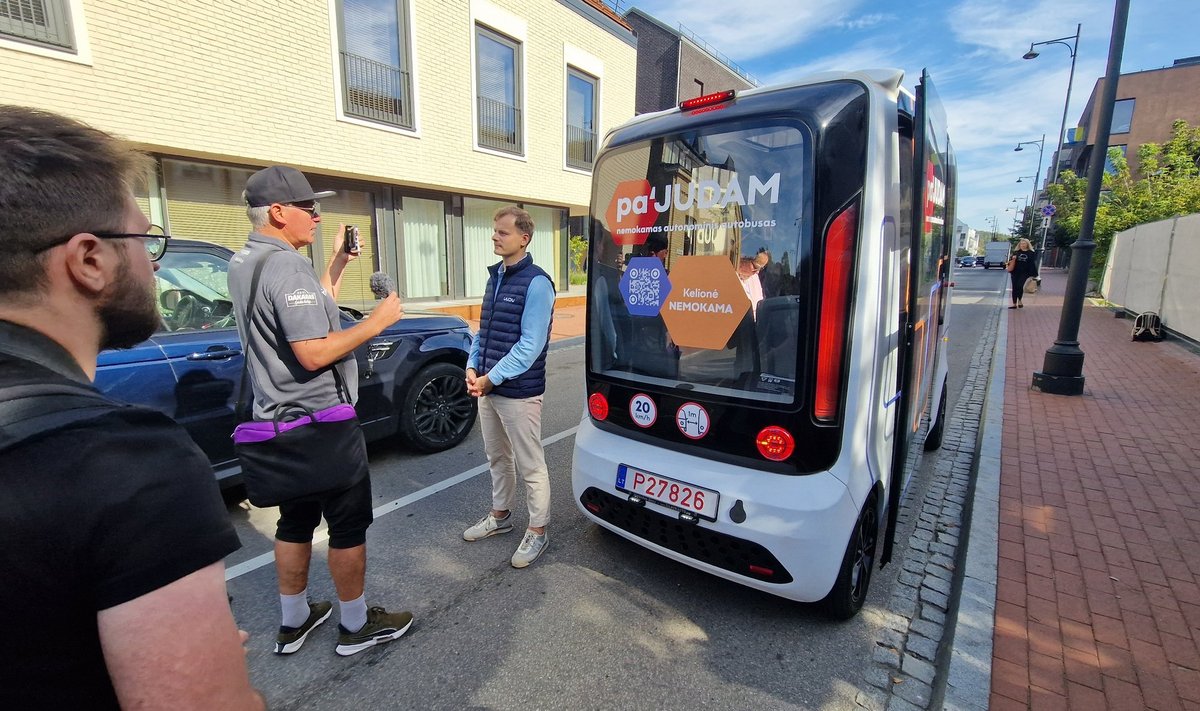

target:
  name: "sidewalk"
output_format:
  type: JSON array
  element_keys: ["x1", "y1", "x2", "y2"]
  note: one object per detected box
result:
[
  {"x1": 984, "y1": 270, "x2": 1200, "y2": 709},
  {"x1": 457, "y1": 296, "x2": 587, "y2": 342}
]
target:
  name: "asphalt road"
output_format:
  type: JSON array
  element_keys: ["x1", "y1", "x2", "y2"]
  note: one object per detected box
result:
[{"x1": 222, "y1": 266, "x2": 1008, "y2": 710}]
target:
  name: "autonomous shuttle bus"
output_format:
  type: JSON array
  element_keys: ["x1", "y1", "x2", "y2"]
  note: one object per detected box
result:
[{"x1": 571, "y1": 70, "x2": 956, "y2": 618}]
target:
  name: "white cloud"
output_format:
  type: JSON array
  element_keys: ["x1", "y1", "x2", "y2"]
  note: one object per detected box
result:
[
  {"x1": 834, "y1": 12, "x2": 896, "y2": 31},
  {"x1": 630, "y1": 0, "x2": 864, "y2": 62}
]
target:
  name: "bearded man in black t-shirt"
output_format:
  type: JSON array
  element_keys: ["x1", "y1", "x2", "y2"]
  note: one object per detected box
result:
[{"x1": 0, "y1": 106, "x2": 263, "y2": 710}]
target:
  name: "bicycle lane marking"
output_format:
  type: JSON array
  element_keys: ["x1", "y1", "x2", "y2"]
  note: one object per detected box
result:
[{"x1": 225, "y1": 425, "x2": 580, "y2": 581}]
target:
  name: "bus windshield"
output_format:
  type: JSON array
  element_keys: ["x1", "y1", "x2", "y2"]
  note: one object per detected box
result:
[{"x1": 587, "y1": 120, "x2": 812, "y2": 406}]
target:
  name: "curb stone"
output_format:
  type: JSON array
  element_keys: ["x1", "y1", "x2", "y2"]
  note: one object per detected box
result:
[{"x1": 856, "y1": 302, "x2": 1003, "y2": 710}]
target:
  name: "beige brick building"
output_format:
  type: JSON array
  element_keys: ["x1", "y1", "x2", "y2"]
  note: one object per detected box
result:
[{"x1": 1, "y1": 0, "x2": 636, "y2": 305}]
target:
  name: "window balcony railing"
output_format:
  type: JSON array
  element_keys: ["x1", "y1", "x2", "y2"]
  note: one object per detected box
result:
[
  {"x1": 340, "y1": 51, "x2": 412, "y2": 129},
  {"x1": 566, "y1": 124, "x2": 596, "y2": 170},
  {"x1": 0, "y1": 0, "x2": 73, "y2": 49},
  {"x1": 478, "y1": 96, "x2": 522, "y2": 154}
]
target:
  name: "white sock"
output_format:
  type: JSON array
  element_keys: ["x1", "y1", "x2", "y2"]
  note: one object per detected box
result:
[
  {"x1": 340, "y1": 594, "x2": 368, "y2": 633},
  {"x1": 280, "y1": 589, "x2": 309, "y2": 629}
]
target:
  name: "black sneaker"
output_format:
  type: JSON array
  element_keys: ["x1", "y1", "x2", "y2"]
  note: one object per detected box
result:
[
  {"x1": 274, "y1": 600, "x2": 333, "y2": 655},
  {"x1": 335, "y1": 606, "x2": 414, "y2": 657}
]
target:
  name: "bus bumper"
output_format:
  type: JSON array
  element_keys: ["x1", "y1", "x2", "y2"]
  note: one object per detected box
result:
[{"x1": 571, "y1": 418, "x2": 863, "y2": 603}]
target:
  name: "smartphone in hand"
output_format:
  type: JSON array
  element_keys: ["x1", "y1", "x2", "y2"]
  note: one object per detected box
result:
[{"x1": 344, "y1": 225, "x2": 361, "y2": 255}]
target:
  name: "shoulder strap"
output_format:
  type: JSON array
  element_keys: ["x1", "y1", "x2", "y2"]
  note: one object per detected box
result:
[
  {"x1": 0, "y1": 383, "x2": 117, "y2": 453},
  {"x1": 234, "y1": 251, "x2": 350, "y2": 421}
]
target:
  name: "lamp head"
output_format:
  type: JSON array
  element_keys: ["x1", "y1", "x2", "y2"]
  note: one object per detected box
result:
[
  {"x1": 1017, "y1": 177, "x2": 1024, "y2": 182},
  {"x1": 1014, "y1": 145, "x2": 1024, "y2": 152},
  {"x1": 1023, "y1": 47, "x2": 1039, "y2": 60}
]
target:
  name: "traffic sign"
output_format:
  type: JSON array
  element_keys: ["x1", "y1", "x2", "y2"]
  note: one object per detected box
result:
[{"x1": 1041, "y1": 204, "x2": 1056, "y2": 217}]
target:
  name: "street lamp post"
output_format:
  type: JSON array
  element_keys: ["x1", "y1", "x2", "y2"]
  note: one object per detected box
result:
[
  {"x1": 1015, "y1": 136, "x2": 1045, "y2": 245},
  {"x1": 1016, "y1": 176, "x2": 1037, "y2": 240},
  {"x1": 1023, "y1": 23, "x2": 1081, "y2": 260},
  {"x1": 1032, "y1": 3, "x2": 1129, "y2": 396}
]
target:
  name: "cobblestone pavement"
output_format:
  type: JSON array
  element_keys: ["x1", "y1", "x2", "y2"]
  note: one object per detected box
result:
[{"x1": 853, "y1": 298, "x2": 1004, "y2": 711}]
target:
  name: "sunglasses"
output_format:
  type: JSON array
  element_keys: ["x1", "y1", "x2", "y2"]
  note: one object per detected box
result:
[
  {"x1": 38, "y1": 225, "x2": 170, "y2": 262},
  {"x1": 286, "y1": 201, "x2": 320, "y2": 217}
]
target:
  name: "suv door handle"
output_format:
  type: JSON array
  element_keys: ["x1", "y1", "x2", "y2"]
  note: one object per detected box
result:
[{"x1": 187, "y1": 347, "x2": 242, "y2": 361}]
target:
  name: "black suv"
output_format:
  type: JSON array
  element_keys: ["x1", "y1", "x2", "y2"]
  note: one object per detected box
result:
[{"x1": 95, "y1": 239, "x2": 477, "y2": 488}]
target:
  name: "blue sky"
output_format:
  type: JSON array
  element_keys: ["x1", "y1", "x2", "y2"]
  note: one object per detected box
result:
[{"x1": 621, "y1": 0, "x2": 1197, "y2": 236}]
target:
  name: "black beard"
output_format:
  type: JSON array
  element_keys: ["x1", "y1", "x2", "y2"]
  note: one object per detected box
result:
[{"x1": 98, "y1": 253, "x2": 160, "y2": 350}]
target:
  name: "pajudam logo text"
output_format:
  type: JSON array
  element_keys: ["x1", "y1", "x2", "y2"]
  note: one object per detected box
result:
[{"x1": 607, "y1": 173, "x2": 781, "y2": 236}]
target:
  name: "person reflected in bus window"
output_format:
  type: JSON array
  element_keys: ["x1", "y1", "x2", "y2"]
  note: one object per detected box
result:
[
  {"x1": 1006, "y1": 238, "x2": 1038, "y2": 309},
  {"x1": 644, "y1": 233, "x2": 668, "y2": 267},
  {"x1": 737, "y1": 256, "x2": 764, "y2": 316},
  {"x1": 753, "y1": 249, "x2": 779, "y2": 297}
]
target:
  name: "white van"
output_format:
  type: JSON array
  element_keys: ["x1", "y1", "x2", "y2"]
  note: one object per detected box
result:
[
  {"x1": 983, "y1": 241, "x2": 1011, "y2": 269},
  {"x1": 572, "y1": 69, "x2": 957, "y2": 618}
]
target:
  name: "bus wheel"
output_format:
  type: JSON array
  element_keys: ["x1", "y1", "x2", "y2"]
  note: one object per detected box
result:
[
  {"x1": 820, "y1": 493, "x2": 879, "y2": 620},
  {"x1": 923, "y1": 377, "x2": 949, "y2": 451}
]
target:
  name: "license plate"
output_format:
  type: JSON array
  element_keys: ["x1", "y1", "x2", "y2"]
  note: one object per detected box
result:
[{"x1": 615, "y1": 464, "x2": 720, "y2": 521}]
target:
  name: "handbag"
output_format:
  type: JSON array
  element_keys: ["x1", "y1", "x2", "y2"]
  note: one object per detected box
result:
[
  {"x1": 1023, "y1": 277, "x2": 1039, "y2": 294},
  {"x1": 231, "y1": 253, "x2": 367, "y2": 507},
  {"x1": 1005, "y1": 257, "x2": 1015, "y2": 272},
  {"x1": 233, "y1": 401, "x2": 368, "y2": 507}
]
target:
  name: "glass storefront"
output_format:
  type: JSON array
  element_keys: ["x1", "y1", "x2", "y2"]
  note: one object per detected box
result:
[
  {"x1": 153, "y1": 157, "x2": 565, "y2": 305},
  {"x1": 524, "y1": 204, "x2": 565, "y2": 287},
  {"x1": 400, "y1": 196, "x2": 448, "y2": 298},
  {"x1": 462, "y1": 197, "x2": 511, "y2": 297},
  {"x1": 316, "y1": 189, "x2": 376, "y2": 309},
  {"x1": 162, "y1": 159, "x2": 258, "y2": 253}
]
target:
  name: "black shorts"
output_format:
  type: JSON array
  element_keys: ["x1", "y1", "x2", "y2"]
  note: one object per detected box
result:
[{"x1": 275, "y1": 473, "x2": 373, "y2": 549}]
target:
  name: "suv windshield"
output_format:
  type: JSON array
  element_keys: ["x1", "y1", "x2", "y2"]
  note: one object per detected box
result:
[{"x1": 587, "y1": 120, "x2": 812, "y2": 405}]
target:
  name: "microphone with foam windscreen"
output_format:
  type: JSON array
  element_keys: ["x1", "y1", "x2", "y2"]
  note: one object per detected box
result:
[{"x1": 369, "y1": 271, "x2": 397, "y2": 299}]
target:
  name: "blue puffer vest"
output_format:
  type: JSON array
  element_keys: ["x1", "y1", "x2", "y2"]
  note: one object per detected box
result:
[{"x1": 478, "y1": 255, "x2": 555, "y2": 398}]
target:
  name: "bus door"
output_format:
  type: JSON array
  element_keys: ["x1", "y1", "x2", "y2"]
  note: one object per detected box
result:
[{"x1": 882, "y1": 70, "x2": 955, "y2": 565}]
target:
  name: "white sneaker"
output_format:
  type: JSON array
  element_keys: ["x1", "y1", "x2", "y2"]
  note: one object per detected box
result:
[
  {"x1": 511, "y1": 529, "x2": 548, "y2": 568},
  {"x1": 463, "y1": 511, "x2": 513, "y2": 541}
]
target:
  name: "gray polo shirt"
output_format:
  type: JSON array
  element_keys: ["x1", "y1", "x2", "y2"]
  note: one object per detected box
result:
[{"x1": 228, "y1": 232, "x2": 358, "y2": 420}]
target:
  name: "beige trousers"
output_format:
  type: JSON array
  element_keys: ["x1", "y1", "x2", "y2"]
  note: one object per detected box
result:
[{"x1": 478, "y1": 393, "x2": 550, "y2": 528}]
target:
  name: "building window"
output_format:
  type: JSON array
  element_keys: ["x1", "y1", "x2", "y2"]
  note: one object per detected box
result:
[
  {"x1": 1111, "y1": 99, "x2": 1134, "y2": 134},
  {"x1": 0, "y1": 0, "x2": 74, "y2": 49},
  {"x1": 475, "y1": 25, "x2": 522, "y2": 155},
  {"x1": 1103, "y1": 144, "x2": 1128, "y2": 175},
  {"x1": 337, "y1": 0, "x2": 413, "y2": 129},
  {"x1": 566, "y1": 69, "x2": 597, "y2": 170}
]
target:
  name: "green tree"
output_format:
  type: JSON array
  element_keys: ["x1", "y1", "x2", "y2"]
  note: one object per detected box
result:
[{"x1": 1044, "y1": 119, "x2": 1200, "y2": 280}]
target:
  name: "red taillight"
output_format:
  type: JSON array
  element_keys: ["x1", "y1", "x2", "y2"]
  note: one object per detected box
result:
[
  {"x1": 679, "y1": 90, "x2": 736, "y2": 111},
  {"x1": 755, "y1": 426, "x2": 795, "y2": 461},
  {"x1": 588, "y1": 392, "x2": 609, "y2": 421},
  {"x1": 748, "y1": 564, "x2": 774, "y2": 576},
  {"x1": 814, "y1": 201, "x2": 859, "y2": 421},
  {"x1": 584, "y1": 502, "x2": 602, "y2": 514}
]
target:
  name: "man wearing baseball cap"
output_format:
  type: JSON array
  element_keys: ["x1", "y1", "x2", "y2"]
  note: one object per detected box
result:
[{"x1": 229, "y1": 165, "x2": 412, "y2": 657}]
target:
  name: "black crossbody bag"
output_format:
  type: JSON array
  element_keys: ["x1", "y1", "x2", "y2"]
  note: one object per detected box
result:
[{"x1": 232, "y1": 253, "x2": 368, "y2": 507}]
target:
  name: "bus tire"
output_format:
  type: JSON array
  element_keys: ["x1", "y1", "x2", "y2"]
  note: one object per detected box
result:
[
  {"x1": 820, "y1": 492, "x2": 879, "y2": 620},
  {"x1": 923, "y1": 377, "x2": 948, "y2": 451}
]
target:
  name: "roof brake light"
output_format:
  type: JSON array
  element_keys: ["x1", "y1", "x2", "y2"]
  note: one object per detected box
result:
[{"x1": 679, "y1": 90, "x2": 736, "y2": 111}]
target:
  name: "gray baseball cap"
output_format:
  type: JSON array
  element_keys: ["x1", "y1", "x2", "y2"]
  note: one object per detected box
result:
[{"x1": 244, "y1": 165, "x2": 336, "y2": 207}]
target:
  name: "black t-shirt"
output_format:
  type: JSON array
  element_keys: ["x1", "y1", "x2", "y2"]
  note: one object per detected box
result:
[
  {"x1": 1011, "y1": 249, "x2": 1038, "y2": 281},
  {"x1": 0, "y1": 348, "x2": 241, "y2": 708}
]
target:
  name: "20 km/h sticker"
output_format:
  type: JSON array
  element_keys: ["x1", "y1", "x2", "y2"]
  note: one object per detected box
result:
[{"x1": 629, "y1": 393, "x2": 657, "y2": 428}]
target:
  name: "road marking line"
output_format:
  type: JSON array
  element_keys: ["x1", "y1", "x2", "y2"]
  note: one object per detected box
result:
[{"x1": 225, "y1": 424, "x2": 581, "y2": 581}]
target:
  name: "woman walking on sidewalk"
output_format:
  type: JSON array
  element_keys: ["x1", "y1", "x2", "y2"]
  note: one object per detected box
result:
[{"x1": 1006, "y1": 238, "x2": 1038, "y2": 309}]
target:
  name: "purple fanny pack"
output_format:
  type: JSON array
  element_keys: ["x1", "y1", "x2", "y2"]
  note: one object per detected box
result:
[{"x1": 232, "y1": 403, "x2": 357, "y2": 444}]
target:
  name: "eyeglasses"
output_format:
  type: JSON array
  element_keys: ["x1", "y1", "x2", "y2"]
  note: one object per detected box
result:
[
  {"x1": 286, "y1": 201, "x2": 320, "y2": 217},
  {"x1": 37, "y1": 225, "x2": 170, "y2": 262}
]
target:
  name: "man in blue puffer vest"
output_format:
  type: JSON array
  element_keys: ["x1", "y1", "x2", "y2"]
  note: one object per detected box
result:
[{"x1": 463, "y1": 206, "x2": 556, "y2": 568}]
